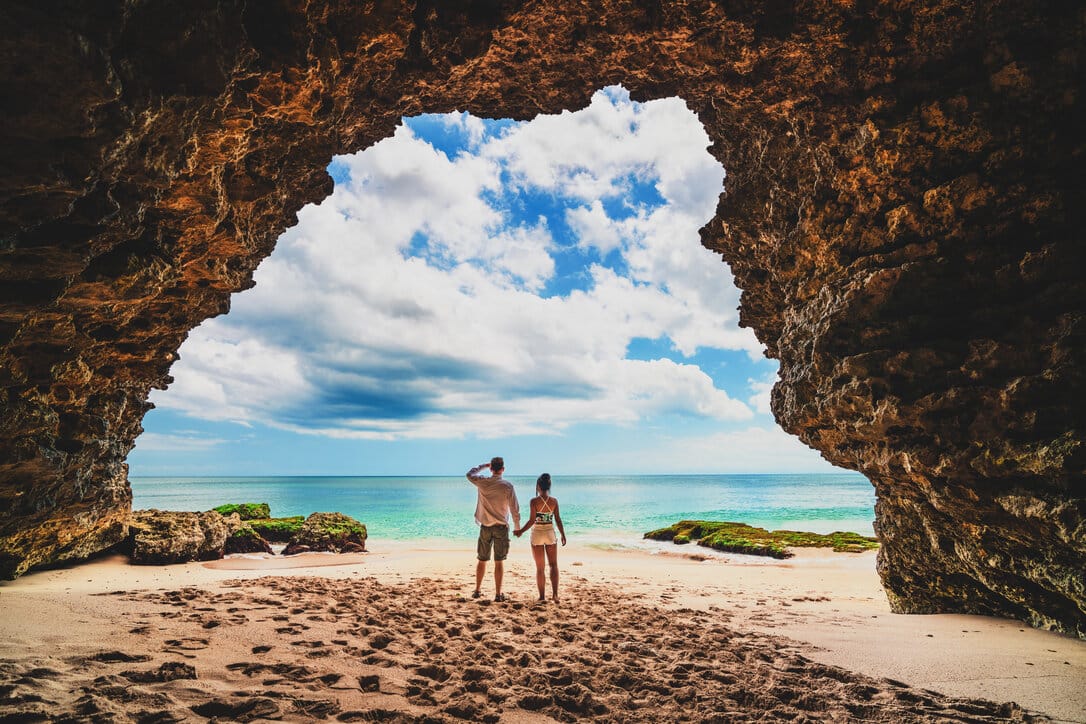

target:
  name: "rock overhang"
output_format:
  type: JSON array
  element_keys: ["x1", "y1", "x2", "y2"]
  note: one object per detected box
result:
[{"x1": 0, "y1": 0, "x2": 1082, "y2": 636}]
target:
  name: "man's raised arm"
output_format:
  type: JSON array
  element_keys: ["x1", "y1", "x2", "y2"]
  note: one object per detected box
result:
[{"x1": 466, "y1": 462, "x2": 490, "y2": 485}]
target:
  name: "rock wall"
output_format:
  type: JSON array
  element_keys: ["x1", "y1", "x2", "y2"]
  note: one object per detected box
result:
[{"x1": 1, "y1": 1, "x2": 1081, "y2": 634}]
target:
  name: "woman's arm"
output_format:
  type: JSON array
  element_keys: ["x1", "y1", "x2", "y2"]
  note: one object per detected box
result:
[
  {"x1": 515, "y1": 498, "x2": 538, "y2": 537},
  {"x1": 554, "y1": 499, "x2": 566, "y2": 545}
]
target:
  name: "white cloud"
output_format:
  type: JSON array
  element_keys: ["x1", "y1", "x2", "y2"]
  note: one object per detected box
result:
[
  {"x1": 583, "y1": 426, "x2": 838, "y2": 474},
  {"x1": 438, "y1": 111, "x2": 487, "y2": 151},
  {"x1": 748, "y1": 373, "x2": 777, "y2": 415},
  {"x1": 485, "y1": 219, "x2": 555, "y2": 291},
  {"x1": 151, "y1": 86, "x2": 766, "y2": 440},
  {"x1": 566, "y1": 200, "x2": 624, "y2": 256},
  {"x1": 133, "y1": 432, "x2": 229, "y2": 452},
  {"x1": 483, "y1": 88, "x2": 719, "y2": 206},
  {"x1": 162, "y1": 332, "x2": 311, "y2": 425}
]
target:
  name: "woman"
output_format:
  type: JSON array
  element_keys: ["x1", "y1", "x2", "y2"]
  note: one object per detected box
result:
[{"x1": 514, "y1": 473, "x2": 567, "y2": 602}]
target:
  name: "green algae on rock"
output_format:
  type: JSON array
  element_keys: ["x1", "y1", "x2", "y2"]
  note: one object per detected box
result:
[
  {"x1": 212, "y1": 503, "x2": 271, "y2": 521},
  {"x1": 282, "y1": 512, "x2": 367, "y2": 555},
  {"x1": 245, "y1": 516, "x2": 305, "y2": 543},
  {"x1": 645, "y1": 521, "x2": 879, "y2": 559},
  {"x1": 211, "y1": 505, "x2": 297, "y2": 551}
]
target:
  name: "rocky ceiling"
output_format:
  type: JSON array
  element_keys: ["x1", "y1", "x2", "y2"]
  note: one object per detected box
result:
[{"x1": 1, "y1": 1, "x2": 1082, "y2": 636}]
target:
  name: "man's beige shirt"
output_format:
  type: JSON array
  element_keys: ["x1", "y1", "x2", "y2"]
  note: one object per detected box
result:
[{"x1": 466, "y1": 466, "x2": 521, "y2": 529}]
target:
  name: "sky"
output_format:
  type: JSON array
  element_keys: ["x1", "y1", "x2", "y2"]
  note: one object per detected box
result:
[{"x1": 129, "y1": 87, "x2": 841, "y2": 477}]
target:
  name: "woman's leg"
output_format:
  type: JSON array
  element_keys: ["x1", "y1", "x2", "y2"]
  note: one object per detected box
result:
[
  {"x1": 545, "y1": 543, "x2": 559, "y2": 601},
  {"x1": 531, "y1": 544, "x2": 546, "y2": 599}
]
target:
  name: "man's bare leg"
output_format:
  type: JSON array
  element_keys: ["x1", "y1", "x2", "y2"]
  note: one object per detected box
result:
[
  {"x1": 475, "y1": 559, "x2": 486, "y2": 595},
  {"x1": 494, "y1": 560, "x2": 504, "y2": 598}
]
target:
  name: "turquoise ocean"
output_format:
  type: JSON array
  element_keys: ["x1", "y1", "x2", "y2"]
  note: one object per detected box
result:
[{"x1": 131, "y1": 474, "x2": 876, "y2": 547}]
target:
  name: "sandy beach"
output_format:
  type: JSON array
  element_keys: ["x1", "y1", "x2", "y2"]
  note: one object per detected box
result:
[{"x1": 1, "y1": 539, "x2": 1083, "y2": 722}]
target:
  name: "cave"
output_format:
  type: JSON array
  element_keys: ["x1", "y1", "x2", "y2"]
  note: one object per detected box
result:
[{"x1": 0, "y1": 1, "x2": 1082, "y2": 637}]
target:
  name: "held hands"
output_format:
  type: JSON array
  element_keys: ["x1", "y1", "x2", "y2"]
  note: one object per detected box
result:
[{"x1": 511, "y1": 527, "x2": 563, "y2": 543}]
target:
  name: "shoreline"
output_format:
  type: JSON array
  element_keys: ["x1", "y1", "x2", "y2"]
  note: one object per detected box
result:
[{"x1": 2, "y1": 539, "x2": 1083, "y2": 721}]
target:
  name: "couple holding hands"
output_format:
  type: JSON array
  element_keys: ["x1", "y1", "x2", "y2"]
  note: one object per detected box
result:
[{"x1": 466, "y1": 457, "x2": 567, "y2": 603}]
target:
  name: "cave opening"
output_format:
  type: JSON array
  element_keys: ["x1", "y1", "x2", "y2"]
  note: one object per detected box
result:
[
  {"x1": 0, "y1": 0, "x2": 1079, "y2": 641},
  {"x1": 128, "y1": 86, "x2": 872, "y2": 537}
]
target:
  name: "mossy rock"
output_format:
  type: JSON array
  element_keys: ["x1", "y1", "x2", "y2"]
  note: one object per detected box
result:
[
  {"x1": 645, "y1": 522, "x2": 708, "y2": 542},
  {"x1": 644, "y1": 520, "x2": 878, "y2": 559},
  {"x1": 768, "y1": 528, "x2": 881, "y2": 553},
  {"x1": 283, "y1": 512, "x2": 367, "y2": 555},
  {"x1": 699, "y1": 526, "x2": 792, "y2": 558},
  {"x1": 224, "y1": 525, "x2": 274, "y2": 555},
  {"x1": 212, "y1": 503, "x2": 271, "y2": 520},
  {"x1": 246, "y1": 516, "x2": 305, "y2": 543},
  {"x1": 127, "y1": 510, "x2": 232, "y2": 565},
  {"x1": 644, "y1": 525, "x2": 677, "y2": 541}
]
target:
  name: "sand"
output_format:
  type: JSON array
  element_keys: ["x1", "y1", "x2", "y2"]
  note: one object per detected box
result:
[{"x1": 1, "y1": 538, "x2": 1083, "y2": 722}]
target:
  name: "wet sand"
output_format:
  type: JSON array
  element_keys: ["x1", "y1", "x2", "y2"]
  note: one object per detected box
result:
[{"x1": 1, "y1": 540, "x2": 1083, "y2": 722}]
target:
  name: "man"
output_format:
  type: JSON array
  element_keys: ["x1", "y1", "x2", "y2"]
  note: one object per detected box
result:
[{"x1": 466, "y1": 456, "x2": 520, "y2": 602}]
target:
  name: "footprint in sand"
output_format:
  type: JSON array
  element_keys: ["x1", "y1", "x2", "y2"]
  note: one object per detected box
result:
[
  {"x1": 291, "y1": 697, "x2": 340, "y2": 718},
  {"x1": 121, "y1": 661, "x2": 197, "y2": 683},
  {"x1": 291, "y1": 640, "x2": 326, "y2": 649},
  {"x1": 368, "y1": 633, "x2": 393, "y2": 650},
  {"x1": 190, "y1": 697, "x2": 280, "y2": 721},
  {"x1": 87, "y1": 651, "x2": 152, "y2": 664},
  {"x1": 358, "y1": 674, "x2": 381, "y2": 692},
  {"x1": 161, "y1": 638, "x2": 210, "y2": 658},
  {"x1": 415, "y1": 664, "x2": 452, "y2": 682}
]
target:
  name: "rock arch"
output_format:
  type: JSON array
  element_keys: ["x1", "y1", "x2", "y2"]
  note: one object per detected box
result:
[{"x1": 1, "y1": 1, "x2": 1082, "y2": 635}]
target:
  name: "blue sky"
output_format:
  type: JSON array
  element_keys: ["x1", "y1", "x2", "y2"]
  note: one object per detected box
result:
[{"x1": 129, "y1": 87, "x2": 840, "y2": 476}]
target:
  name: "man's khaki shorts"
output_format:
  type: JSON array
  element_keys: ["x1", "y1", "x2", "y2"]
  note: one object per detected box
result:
[{"x1": 477, "y1": 524, "x2": 510, "y2": 561}]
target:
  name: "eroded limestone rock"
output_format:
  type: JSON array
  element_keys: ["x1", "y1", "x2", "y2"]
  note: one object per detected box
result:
[
  {"x1": 0, "y1": 1, "x2": 1081, "y2": 634},
  {"x1": 127, "y1": 509, "x2": 239, "y2": 565},
  {"x1": 282, "y1": 512, "x2": 367, "y2": 555},
  {"x1": 224, "y1": 525, "x2": 275, "y2": 556}
]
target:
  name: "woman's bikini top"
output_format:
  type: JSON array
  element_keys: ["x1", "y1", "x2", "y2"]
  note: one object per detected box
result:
[{"x1": 534, "y1": 497, "x2": 555, "y2": 525}]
